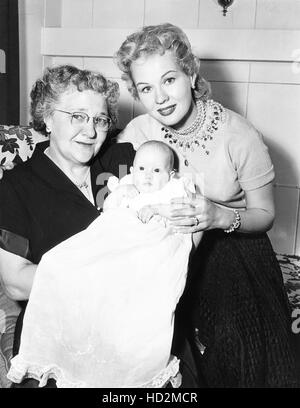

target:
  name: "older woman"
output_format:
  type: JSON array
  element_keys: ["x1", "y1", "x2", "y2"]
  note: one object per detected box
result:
[
  {"x1": 0, "y1": 65, "x2": 135, "y2": 387},
  {"x1": 115, "y1": 23, "x2": 299, "y2": 387}
]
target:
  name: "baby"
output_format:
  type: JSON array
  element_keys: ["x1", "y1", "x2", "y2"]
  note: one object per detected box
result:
[
  {"x1": 104, "y1": 140, "x2": 193, "y2": 225},
  {"x1": 8, "y1": 142, "x2": 201, "y2": 389}
]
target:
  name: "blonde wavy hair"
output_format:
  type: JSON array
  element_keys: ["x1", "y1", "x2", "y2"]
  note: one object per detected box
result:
[{"x1": 115, "y1": 23, "x2": 211, "y2": 101}]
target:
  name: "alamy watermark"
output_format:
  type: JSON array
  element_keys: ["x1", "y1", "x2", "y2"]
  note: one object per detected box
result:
[{"x1": 95, "y1": 165, "x2": 205, "y2": 212}]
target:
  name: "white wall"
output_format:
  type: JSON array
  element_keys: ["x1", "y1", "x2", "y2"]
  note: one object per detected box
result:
[
  {"x1": 19, "y1": 0, "x2": 300, "y2": 256},
  {"x1": 18, "y1": 0, "x2": 44, "y2": 125},
  {"x1": 18, "y1": 0, "x2": 62, "y2": 125}
]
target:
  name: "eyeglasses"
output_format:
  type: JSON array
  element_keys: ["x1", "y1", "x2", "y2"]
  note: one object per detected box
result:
[{"x1": 54, "y1": 109, "x2": 111, "y2": 131}]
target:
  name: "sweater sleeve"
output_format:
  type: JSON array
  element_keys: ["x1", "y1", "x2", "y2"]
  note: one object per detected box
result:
[{"x1": 227, "y1": 116, "x2": 275, "y2": 191}]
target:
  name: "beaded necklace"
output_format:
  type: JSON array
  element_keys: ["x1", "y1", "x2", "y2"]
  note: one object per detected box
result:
[{"x1": 161, "y1": 99, "x2": 226, "y2": 166}]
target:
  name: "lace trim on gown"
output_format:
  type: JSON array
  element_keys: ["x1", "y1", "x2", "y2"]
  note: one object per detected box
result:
[{"x1": 7, "y1": 354, "x2": 182, "y2": 388}]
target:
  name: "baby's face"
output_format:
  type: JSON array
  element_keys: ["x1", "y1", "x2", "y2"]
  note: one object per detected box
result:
[{"x1": 132, "y1": 149, "x2": 172, "y2": 193}]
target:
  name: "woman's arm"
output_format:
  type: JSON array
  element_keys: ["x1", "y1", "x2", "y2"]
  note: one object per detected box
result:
[
  {"x1": 219, "y1": 182, "x2": 275, "y2": 233},
  {"x1": 148, "y1": 182, "x2": 275, "y2": 234},
  {"x1": 0, "y1": 248, "x2": 37, "y2": 301}
]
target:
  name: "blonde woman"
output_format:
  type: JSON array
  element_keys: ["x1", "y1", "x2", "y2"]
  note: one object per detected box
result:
[{"x1": 115, "y1": 23, "x2": 298, "y2": 387}]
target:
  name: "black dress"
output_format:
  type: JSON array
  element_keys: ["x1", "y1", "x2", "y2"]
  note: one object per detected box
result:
[
  {"x1": 176, "y1": 229, "x2": 300, "y2": 388},
  {"x1": 0, "y1": 140, "x2": 135, "y2": 387}
]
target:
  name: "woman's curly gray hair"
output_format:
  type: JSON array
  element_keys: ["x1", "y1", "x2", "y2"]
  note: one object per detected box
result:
[
  {"x1": 30, "y1": 65, "x2": 119, "y2": 134},
  {"x1": 115, "y1": 23, "x2": 210, "y2": 101}
]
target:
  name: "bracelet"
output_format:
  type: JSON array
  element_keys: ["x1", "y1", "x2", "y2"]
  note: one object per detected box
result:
[{"x1": 224, "y1": 209, "x2": 241, "y2": 233}]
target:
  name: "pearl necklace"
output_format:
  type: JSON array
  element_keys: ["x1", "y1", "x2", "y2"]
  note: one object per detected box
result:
[
  {"x1": 170, "y1": 99, "x2": 206, "y2": 137},
  {"x1": 161, "y1": 99, "x2": 226, "y2": 158}
]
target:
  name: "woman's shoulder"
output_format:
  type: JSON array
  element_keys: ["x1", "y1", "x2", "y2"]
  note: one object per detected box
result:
[
  {"x1": 206, "y1": 103, "x2": 266, "y2": 154},
  {"x1": 222, "y1": 107, "x2": 261, "y2": 139},
  {"x1": 100, "y1": 142, "x2": 135, "y2": 161},
  {"x1": 0, "y1": 159, "x2": 31, "y2": 188},
  {"x1": 0, "y1": 163, "x2": 34, "y2": 217},
  {"x1": 0, "y1": 142, "x2": 50, "y2": 190},
  {"x1": 97, "y1": 142, "x2": 135, "y2": 176},
  {"x1": 207, "y1": 101, "x2": 272, "y2": 168}
]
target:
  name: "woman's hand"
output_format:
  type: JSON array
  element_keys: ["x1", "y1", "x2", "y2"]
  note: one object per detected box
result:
[
  {"x1": 166, "y1": 182, "x2": 275, "y2": 234},
  {"x1": 148, "y1": 195, "x2": 225, "y2": 234},
  {"x1": 137, "y1": 205, "x2": 156, "y2": 223},
  {"x1": 167, "y1": 195, "x2": 223, "y2": 234}
]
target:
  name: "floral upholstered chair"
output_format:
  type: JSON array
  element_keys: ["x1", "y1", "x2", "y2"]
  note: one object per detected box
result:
[
  {"x1": 0, "y1": 125, "x2": 47, "y2": 387},
  {"x1": 0, "y1": 125, "x2": 47, "y2": 169}
]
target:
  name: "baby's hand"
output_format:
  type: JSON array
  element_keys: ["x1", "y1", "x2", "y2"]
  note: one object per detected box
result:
[{"x1": 138, "y1": 205, "x2": 156, "y2": 224}]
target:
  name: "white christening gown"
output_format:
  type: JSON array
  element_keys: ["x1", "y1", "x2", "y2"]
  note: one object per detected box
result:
[{"x1": 7, "y1": 177, "x2": 193, "y2": 388}]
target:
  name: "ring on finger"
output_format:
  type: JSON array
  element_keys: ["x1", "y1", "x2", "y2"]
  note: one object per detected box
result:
[{"x1": 193, "y1": 217, "x2": 200, "y2": 226}]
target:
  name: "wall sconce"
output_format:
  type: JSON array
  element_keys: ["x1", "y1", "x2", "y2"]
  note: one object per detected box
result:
[{"x1": 215, "y1": 0, "x2": 235, "y2": 16}]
